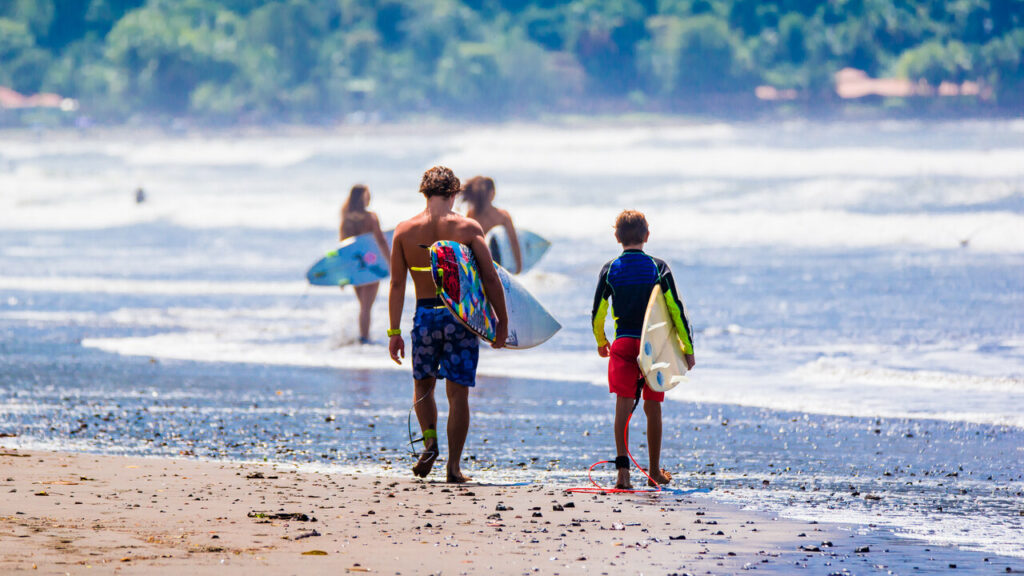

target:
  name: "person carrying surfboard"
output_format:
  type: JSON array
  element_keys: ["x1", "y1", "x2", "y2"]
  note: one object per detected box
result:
[
  {"x1": 387, "y1": 166, "x2": 508, "y2": 483},
  {"x1": 341, "y1": 184, "x2": 390, "y2": 344},
  {"x1": 460, "y1": 176, "x2": 523, "y2": 274},
  {"x1": 591, "y1": 210, "x2": 695, "y2": 490}
]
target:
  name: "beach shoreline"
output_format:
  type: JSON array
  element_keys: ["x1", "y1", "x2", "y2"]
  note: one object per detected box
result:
[
  {"x1": 3, "y1": 120, "x2": 1022, "y2": 573},
  {"x1": 1, "y1": 448, "x2": 1015, "y2": 575}
]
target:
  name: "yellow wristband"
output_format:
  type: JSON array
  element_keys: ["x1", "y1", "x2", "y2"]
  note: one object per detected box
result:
[{"x1": 387, "y1": 328, "x2": 401, "y2": 337}]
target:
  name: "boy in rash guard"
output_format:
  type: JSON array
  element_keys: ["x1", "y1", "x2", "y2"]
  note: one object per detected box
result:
[{"x1": 591, "y1": 210, "x2": 695, "y2": 489}]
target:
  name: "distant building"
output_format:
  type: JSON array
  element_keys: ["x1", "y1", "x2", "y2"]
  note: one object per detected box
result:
[
  {"x1": 833, "y1": 68, "x2": 983, "y2": 99},
  {"x1": 754, "y1": 68, "x2": 987, "y2": 102},
  {"x1": 0, "y1": 86, "x2": 79, "y2": 112},
  {"x1": 754, "y1": 86, "x2": 798, "y2": 101}
]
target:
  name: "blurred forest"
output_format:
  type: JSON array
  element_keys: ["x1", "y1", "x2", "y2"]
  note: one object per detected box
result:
[{"x1": 1, "y1": 0, "x2": 1022, "y2": 124}]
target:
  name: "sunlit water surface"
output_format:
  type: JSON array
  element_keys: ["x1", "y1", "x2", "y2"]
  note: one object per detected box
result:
[{"x1": 1, "y1": 121, "x2": 1022, "y2": 562}]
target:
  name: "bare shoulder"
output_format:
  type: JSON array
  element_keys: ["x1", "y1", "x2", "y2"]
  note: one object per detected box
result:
[
  {"x1": 455, "y1": 214, "x2": 485, "y2": 240},
  {"x1": 392, "y1": 217, "x2": 414, "y2": 239},
  {"x1": 496, "y1": 208, "x2": 515, "y2": 225}
]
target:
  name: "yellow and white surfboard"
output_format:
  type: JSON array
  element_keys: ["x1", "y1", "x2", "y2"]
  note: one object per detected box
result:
[{"x1": 638, "y1": 284, "x2": 689, "y2": 392}]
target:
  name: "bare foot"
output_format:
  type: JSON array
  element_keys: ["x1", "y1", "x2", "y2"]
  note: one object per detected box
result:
[
  {"x1": 615, "y1": 469, "x2": 632, "y2": 490},
  {"x1": 446, "y1": 468, "x2": 472, "y2": 483},
  {"x1": 647, "y1": 468, "x2": 673, "y2": 487},
  {"x1": 412, "y1": 442, "x2": 439, "y2": 478}
]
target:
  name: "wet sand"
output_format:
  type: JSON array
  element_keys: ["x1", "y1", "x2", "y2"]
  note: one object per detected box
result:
[
  {"x1": 0, "y1": 449, "x2": 849, "y2": 575},
  {"x1": 2, "y1": 449, "x2": 1017, "y2": 575}
]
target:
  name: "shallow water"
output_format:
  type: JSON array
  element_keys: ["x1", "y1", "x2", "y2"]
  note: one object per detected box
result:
[
  {"x1": 1, "y1": 120, "x2": 1022, "y2": 561},
  {"x1": 2, "y1": 332, "x2": 1021, "y2": 563}
]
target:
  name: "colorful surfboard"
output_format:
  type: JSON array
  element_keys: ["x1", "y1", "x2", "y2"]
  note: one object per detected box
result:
[
  {"x1": 638, "y1": 284, "x2": 689, "y2": 392},
  {"x1": 428, "y1": 240, "x2": 560, "y2": 349},
  {"x1": 306, "y1": 230, "x2": 393, "y2": 288},
  {"x1": 485, "y1": 227, "x2": 551, "y2": 274}
]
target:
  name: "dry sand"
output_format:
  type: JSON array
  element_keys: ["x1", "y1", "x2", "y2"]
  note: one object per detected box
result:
[{"x1": 0, "y1": 449, "x2": 914, "y2": 575}]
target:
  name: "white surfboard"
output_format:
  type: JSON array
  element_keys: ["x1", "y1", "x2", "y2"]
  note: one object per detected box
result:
[
  {"x1": 638, "y1": 284, "x2": 688, "y2": 392},
  {"x1": 429, "y1": 241, "x2": 561, "y2": 349},
  {"x1": 496, "y1": 263, "x2": 561, "y2": 348},
  {"x1": 485, "y1": 226, "x2": 550, "y2": 274}
]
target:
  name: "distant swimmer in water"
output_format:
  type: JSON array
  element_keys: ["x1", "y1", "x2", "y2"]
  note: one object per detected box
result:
[
  {"x1": 387, "y1": 166, "x2": 507, "y2": 483},
  {"x1": 340, "y1": 184, "x2": 390, "y2": 344},
  {"x1": 460, "y1": 176, "x2": 522, "y2": 274},
  {"x1": 135, "y1": 187, "x2": 146, "y2": 204}
]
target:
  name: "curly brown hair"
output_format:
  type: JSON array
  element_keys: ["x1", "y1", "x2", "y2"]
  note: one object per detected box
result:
[
  {"x1": 419, "y1": 166, "x2": 461, "y2": 198},
  {"x1": 614, "y1": 210, "x2": 649, "y2": 245}
]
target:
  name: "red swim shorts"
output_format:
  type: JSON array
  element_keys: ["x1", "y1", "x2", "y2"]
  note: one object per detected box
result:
[{"x1": 608, "y1": 337, "x2": 664, "y2": 402}]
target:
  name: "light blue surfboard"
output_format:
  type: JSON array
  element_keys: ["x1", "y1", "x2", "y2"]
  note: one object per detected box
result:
[
  {"x1": 428, "y1": 241, "x2": 560, "y2": 349},
  {"x1": 306, "y1": 230, "x2": 393, "y2": 288},
  {"x1": 485, "y1": 227, "x2": 550, "y2": 274}
]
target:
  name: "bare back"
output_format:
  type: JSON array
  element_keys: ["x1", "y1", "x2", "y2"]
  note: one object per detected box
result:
[
  {"x1": 395, "y1": 210, "x2": 485, "y2": 298},
  {"x1": 466, "y1": 205, "x2": 507, "y2": 235},
  {"x1": 340, "y1": 210, "x2": 374, "y2": 240},
  {"x1": 389, "y1": 193, "x2": 508, "y2": 354},
  {"x1": 466, "y1": 204, "x2": 522, "y2": 274}
]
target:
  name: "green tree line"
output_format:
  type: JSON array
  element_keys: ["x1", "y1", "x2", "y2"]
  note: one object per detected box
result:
[{"x1": 1, "y1": 0, "x2": 1022, "y2": 123}]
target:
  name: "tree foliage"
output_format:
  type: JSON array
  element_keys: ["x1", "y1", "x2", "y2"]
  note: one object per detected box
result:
[{"x1": 0, "y1": 0, "x2": 1021, "y2": 122}]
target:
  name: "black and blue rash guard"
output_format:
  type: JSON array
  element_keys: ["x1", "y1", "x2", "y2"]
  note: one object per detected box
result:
[{"x1": 591, "y1": 249, "x2": 694, "y2": 353}]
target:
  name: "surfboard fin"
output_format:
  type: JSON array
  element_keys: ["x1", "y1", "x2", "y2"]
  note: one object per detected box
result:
[
  {"x1": 646, "y1": 321, "x2": 668, "y2": 332},
  {"x1": 650, "y1": 362, "x2": 671, "y2": 370}
]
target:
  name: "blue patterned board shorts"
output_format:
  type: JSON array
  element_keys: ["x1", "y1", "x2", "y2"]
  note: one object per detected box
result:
[{"x1": 412, "y1": 304, "x2": 480, "y2": 387}]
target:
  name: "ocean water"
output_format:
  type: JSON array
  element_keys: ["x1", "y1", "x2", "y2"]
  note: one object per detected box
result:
[{"x1": 1, "y1": 121, "x2": 1022, "y2": 563}]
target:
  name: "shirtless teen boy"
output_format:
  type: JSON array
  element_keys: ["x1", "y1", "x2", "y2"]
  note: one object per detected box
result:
[{"x1": 388, "y1": 166, "x2": 508, "y2": 483}]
